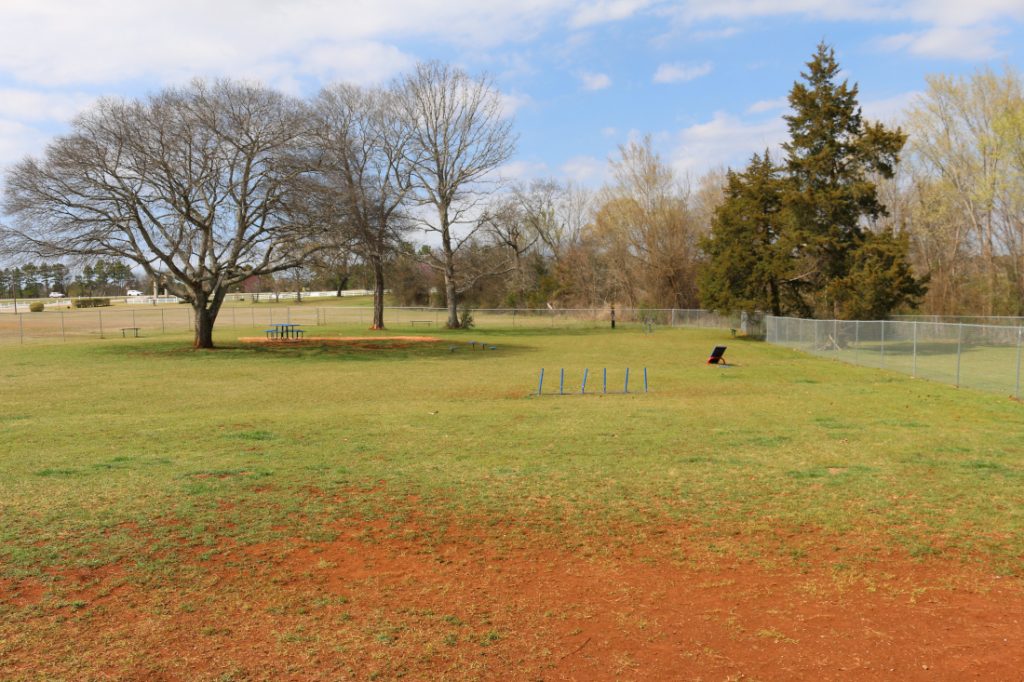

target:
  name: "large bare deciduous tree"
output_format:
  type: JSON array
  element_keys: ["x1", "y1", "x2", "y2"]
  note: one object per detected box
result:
[
  {"x1": 1, "y1": 80, "x2": 321, "y2": 348},
  {"x1": 313, "y1": 83, "x2": 414, "y2": 330},
  {"x1": 399, "y1": 61, "x2": 516, "y2": 328}
]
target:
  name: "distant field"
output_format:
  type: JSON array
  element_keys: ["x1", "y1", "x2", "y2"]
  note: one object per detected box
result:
[
  {"x1": 2, "y1": 326, "x2": 1022, "y2": 679},
  {"x1": 0, "y1": 300, "x2": 636, "y2": 344}
]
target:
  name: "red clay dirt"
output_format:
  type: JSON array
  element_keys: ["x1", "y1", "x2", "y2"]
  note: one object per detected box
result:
[{"x1": 2, "y1": 521, "x2": 1022, "y2": 681}]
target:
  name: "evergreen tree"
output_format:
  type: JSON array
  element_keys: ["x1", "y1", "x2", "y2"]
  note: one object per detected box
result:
[
  {"x1": 700, "y1": 43, "x2": 926, "y2": 321},
  {"x1": 699, "y1": 152, "x2": 795, "y2": 316},
  {"x1": 783, "y1": 42, "x2": 921, "y2": 318}
]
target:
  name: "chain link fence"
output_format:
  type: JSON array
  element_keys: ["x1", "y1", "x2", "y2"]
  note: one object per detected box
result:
[
  {"x1": 0, "y1": 305, "x2": 747, "y2": 345},
  {"x1": 767, "y1": 315, "x2": 1024, "y2": 398}
]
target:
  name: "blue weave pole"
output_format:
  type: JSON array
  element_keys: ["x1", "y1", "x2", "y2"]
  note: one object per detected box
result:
[
  {"x1": 537, "y1": 368, "x2": 544, "y2": 396},
  {"x1": 643, "y1": 367, "x2": 648, "y2": 393},
  {"x1": 624, "y1": 367, "x2": 630, "y2": 393},
  {"x1": 559, "y1": 368, "x2": 565, "y2": 395},
  {"x1": 581, "y1": 368, "x2": 589, "y2": 394}
]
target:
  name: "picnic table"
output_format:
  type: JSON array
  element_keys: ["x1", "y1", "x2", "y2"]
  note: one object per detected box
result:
[{"x1": 264, "y1": 323, "x2": 304, "y2": 340}]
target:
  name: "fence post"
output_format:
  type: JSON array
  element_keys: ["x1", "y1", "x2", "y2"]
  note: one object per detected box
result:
[
  {"x1": 912, "y1": 321, "x2": 918, "y2": 378},
  {"x1": 880, "y1": 321, "x2": 886, "y2": 367},
  {"x1": 1016, "y1": 327, "x2": 1022, "y2": 399},
  {"x1": 161, "y1": 309, "x2": 165, "y2": 334},
  {"x1": 18, "y1": 313, "x2": 24, "y2": 344},
  {"x1": 60, "y1": 311, "x2": 66, "y2": 342},
  {"x1": 132, "y1": 309, "x2": 136, "y2": 331},
  {"x1": 833, "y1": 319, "x2": 838, "y2": 355},
  {"x1": 98, "y1": 310, "x2": 104, "y2": 339},
  {"x1": 232, "y1": 308, "x2": 237, "y2": 327},
  {"x1": 956, "y1": 323, "x2": 963, "y2": 388},
  {"x1": 854, "y1": 320, "x2": 860, "y2": 365}
]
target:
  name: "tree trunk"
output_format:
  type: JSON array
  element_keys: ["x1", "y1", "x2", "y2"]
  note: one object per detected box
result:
[
  {"x1": 371, "y1": 255, "x2": 386, "y2": 330},
  {"x1": 335, "y1": 274, "x2": 349, "y2": 297},
  {"x1": 441, "y1": 229, "x2": 459, "y2": 328},
  {"x1": 769, "y1": 279, "x2": 781, "y2": 317},
  {"x1": 192, "y1": 289, "x2": 226, "y2": 349}
]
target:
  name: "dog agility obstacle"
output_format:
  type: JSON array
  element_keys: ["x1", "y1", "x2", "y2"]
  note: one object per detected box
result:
[{"x1": 535, "y1": 368, "x2": 648, "y2": 395}]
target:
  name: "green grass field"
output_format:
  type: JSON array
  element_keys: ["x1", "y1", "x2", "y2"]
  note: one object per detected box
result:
[{"x1": 2, "y1": 324, "x2": 1023, "y2": 679}]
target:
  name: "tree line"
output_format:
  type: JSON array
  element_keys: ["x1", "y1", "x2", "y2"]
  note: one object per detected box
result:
[{"x1": 1, "y1": 47, "x2": 1020, "y2": 347}]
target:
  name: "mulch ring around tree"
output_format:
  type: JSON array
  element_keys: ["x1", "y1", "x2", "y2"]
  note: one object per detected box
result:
[{"x1": 239, "y1": 335, "x2": 442, "y2": 350}]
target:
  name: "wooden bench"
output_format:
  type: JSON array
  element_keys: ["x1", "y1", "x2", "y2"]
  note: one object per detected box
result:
[
  {"x1": 410, "y1": 320, "x2": 434, "y2": 327},
  {"x1": 120, "y1": 327, "x2": 140, "y2": 338}
]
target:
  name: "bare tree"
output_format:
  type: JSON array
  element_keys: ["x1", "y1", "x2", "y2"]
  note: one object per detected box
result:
[
  {"x1": 398, "y1": 61, "x2": 516, "y2": 328},
  {"x1": 589, "y1": 137, "x2": 702, "y2": 308},
  {"x1": 1, "y1": 80, "x2": 321, "y2": 348},
  {"x1": 312, "y1": 83, "x2": 415, "y2": 329}
]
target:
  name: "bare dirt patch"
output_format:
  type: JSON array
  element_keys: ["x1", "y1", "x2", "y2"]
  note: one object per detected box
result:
[
  {"x1": 2, "y1": 522, "x2": 1022, "y2": 681},
  {"x1": 239, "y1": 335, "x2": 441, "y2": 344}
]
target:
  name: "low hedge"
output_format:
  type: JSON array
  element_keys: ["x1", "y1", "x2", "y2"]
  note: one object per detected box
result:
[{"x1": 72, "y1": 298, "x2": 111, "y2": 309}]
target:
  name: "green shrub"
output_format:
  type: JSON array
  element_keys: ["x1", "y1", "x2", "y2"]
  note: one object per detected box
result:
[
  {"x1": 29, "y1": 301, "x2": 44, "y2": 313},
  {"x1": 72, "y1": 298, "x2": 111, "y2": 309}
]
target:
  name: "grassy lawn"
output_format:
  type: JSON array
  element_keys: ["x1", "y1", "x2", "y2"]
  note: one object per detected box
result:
[
  {"x1": 2, "y1": 325, "x2": 1023, "y2": 678},
  {"x1": 3, "y1": 325, "x2": 1022, "y2": 570}
]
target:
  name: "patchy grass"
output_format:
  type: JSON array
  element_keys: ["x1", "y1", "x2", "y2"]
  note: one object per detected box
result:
[
  {"x1": 1, "y1": 325, "x2": 1023, "y2": 578},
  {"x1": 2, "y1": 324, "x2": 1024, "y2": 677}
]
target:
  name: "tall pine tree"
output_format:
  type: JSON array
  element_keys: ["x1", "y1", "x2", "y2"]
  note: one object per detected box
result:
[
  {"x1": 783, "y1": 42, "x2": 920, "y2": 318},
  {"x1": 700, "y1": 43, "x2": 925, "y2": 320}
]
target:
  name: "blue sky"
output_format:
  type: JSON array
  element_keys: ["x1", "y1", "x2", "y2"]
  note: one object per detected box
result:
[{"x1": 0, "y1": 0, "x2": 1022, "y2": 189}]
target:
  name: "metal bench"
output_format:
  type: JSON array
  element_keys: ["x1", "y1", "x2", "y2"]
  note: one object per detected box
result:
[
  {"x1": 120, "y1": 327, "x2": 140, "y2": 338},
  {"x1": 410, "y1": 320, "x2": 433, "y2": 327}
]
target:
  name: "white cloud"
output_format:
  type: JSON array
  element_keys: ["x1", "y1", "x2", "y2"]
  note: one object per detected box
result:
[
  {"x1": 499, "y1": 91, "x2": 533, "y2": 118},
  {"x1": 675, "y1": 0, "x2": 891, "y2": 24},
  {"x1": 670, "y1": 111, "x2": 788, "y2": 174},
  {"x1": 861, "y1": 90, "x2": 921, "y2": 122},
  {"x1": 0, "y1": 119, "x2": 49, "y2": 172},
  {"x1": 747, "y1": 97, "x2": 789, "y2": 114},
  {"x1": 601, "y1": 126, "x2": 618, "y2": 137},
  {"x1": 569, "y1": 0, "x2": 652, "y2": 29},
  {"x1": 692, "y1": 26, "x2": 742, "y2": 40},
  {"x1": 0, "y1": 90, "x2": 95, "y2": 121},
  {"x1": 498, "y1": 159, "x2": 550, "y2": 181},
  {"x1": 878, "y1": 25, "x2": 1007, "y2": 59},
  {"x1": 0, "y1": 1, "x2": 575, "y2": 87},
  {"x1": 669, "y1": 0, "x2": 1023, "y2": 59},
  {"x1": 581, "y1": 72, "x2": 612, "y2": 90},
  {"x1": 653, "y1": 62, "x2": 712, "y2": 84},
  {"x1": 299, "y1": 42, "x2": 416, "y2": 85},
  {"x1": 561, "y1": 155, "x2": 608, "y2": 184}
]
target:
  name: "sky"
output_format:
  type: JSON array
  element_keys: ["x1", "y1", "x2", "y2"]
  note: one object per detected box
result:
[{"x1": 0, "y1": 0, "x2": 1022, "y2": 191}]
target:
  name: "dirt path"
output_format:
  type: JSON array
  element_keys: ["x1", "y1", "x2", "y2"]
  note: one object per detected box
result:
[{"x1": 2, "y1": 522, "x2": 1021, "y2": 681}]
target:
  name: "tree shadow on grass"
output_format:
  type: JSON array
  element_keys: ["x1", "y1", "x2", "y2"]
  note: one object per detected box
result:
[{"x1": 97, "y1": 338, "x2": 535, "y2": 363}]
